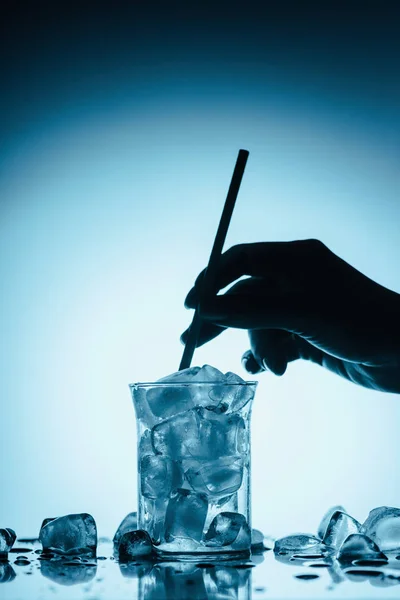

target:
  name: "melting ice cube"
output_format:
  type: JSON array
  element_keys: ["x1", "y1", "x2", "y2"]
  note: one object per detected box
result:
[
  {"x1": 337, "y1": 533, "x2": 387, "y2": 563},
  {"x1": 362, "y1": 507, "x2": 400, "y2": 551},
  {"x1": 323, "y1": 511, "x2": 361, "y2": 550},
  {"x1": 204, "y1": 512, "x2": 251, "y2": 549},
  {"x1": 0, "y1": 528, "x2": 16, "y2": 559},
  {"x1": 39, "y1": 513, "x2": 97, "y2": 556},
  {"x1": 184, "y1": 455, "x2": 243, "y2": 497},
  {"x1": 117, "y1": 530, "x2": 153, "y2": 560},
  {"x1": 113, "y1": 512, "x2": 138, "y2": 547},
  {"x1": 274, "y1": 534, "x2": 326, "y2": 554},
  {"x1": 164, "y1": 489, "x2": 208, "y2": 542},
  {"x1": 317, "y1": 505, "x2": 346, "y2": 539}
]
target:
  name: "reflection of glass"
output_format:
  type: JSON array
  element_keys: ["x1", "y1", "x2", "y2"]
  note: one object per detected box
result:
[
  {"x1": 131, "y1": 381, "x2": 257, "y2": 558},
  {"x1": 40, "y1": 559, "x2": 97, "y2": 585},
  {"x1": 138, "y1": 561, "x2": 251, "y2": 600}
]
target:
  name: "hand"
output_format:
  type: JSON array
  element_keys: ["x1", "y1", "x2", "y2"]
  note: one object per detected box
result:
[{"x1": 181, "y1": 240, "x2": 400, "y2": 393}]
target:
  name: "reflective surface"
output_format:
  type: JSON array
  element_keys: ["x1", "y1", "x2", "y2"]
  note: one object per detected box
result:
[{"x1": 2, "y1": 537, "x2": 400, "y2": 599}]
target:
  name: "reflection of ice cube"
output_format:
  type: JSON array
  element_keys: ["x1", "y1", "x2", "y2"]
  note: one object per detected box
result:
[
  {"x1": 0, "y1": 528, "x2": 16, "y2": 559},
  {"x1": 205, "y1": 512, "x2": 250, "y2": 549},
  {"x1": 141, "y1": 455, "x2": 182, "y2": 499},
  {"x1": 184, "y1": 455, "x2": 243, "y2": 497},
  {"x1": 158, "y1": 563, "x2": 208, "y2": 600},
  {"x1": 323, "y1": 511, "x2": 361, "y2": 550},
  {"x1": 40, "y1": 560, "x2": 97, "y2": 585},
  {"x1": 318, "y1": 505, "x2": 346, "y2": 539},
  {"x1": 274, "y1": 534, "x2": 325, "y2": 554},
  {"x1": 118, "y1": 530, "x2": 153, "y2": 560},
  {"x1": 39, "y1": 513, "x2": 97, "y2": 556},
  {"x1": 362, "y1": 507, "x2": 400, "y2": 551},
  {"x1": 0, "y1": 563, "x2": 16, "y2": 583},
  {"x1": 337, "y1": 533, "x2": 387, "y2": 562},
  {"x1": 165, "y1": 489, "x2": 208, "y2": 542},
  {"x1": 113, "y1": 512, "x2": 138, "y2": 547}
]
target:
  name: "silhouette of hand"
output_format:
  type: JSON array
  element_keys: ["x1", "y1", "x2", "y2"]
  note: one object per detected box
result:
[{"x1": 181, "y1": 240, "x2": 400, "y2": 393}]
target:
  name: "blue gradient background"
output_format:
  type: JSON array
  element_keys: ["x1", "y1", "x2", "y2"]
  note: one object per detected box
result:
[{"x1": 1, "y1": 2, "x2": 399, "y2": 540}]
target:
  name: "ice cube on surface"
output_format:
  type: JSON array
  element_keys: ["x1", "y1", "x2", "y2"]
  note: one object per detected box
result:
[
  {"x1": 164, "y1": 489, "x2": 208, "y2": 542},
  {"x1": 118, "y1": 530, "x2": 153, "y2": 560},
  {"x1": 274, "y1": 534, "x2": 326, "y2": 554},
  {"x1": 323, "y1": 510, "x2": 361, "y2": 549},
  {"x1": 184, "y1": 455, "x2": 243, "y2": 497},
  {"x1": 204, "y1": 512, "x2": 251, "y2": 549},
  {"x1": 251, "y1": 528, "x2": 265, "y2": 551},
  {"x1": 39, "y1": 513, "x2": 97, "y2": 556},
  {"x1": 141, "y1": 455, "x2": 181, "y2": 499},
  {"x1": 318, "y1": 505, "x2": 347, "y2": 539},
  {"x1": 362, "y1": 507, "x2": 400, "y2": 551},
  {"x1": 113, "y1": 512, "x2": 138, "y2": 546},
  {"x1": 0, "y1": 528, "x2": 16, "y2": 558},
  {"x1": 337, "y1": 533, "x2": 387, "y2": 562}
]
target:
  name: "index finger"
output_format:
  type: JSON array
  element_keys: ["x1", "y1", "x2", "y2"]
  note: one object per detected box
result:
[{"x1": 185, "y1": 240, "x2": 324, "y2": 308}]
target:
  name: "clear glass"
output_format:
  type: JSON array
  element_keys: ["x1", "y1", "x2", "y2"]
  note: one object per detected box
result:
[{"x1": 130, "y1": 379, "x2": 257, "y2": 559}]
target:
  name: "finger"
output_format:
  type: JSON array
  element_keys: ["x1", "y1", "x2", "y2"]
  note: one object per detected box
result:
[
  {"x1": 181, "y1": 277, "x2": 266, "y2": 348},
  {"x1": 241, "y1": 350, "x2": 265, "y2": 374},
  {"x1": 180, "y1": 322, "x2": 227, "y2": 348},
  {"x1": 199, "y1": 292, "x2": 310, "y2": 331},
  {"x1": 249, "y1": 329, "x2": 294, "y2": 376},
  {"x1": 185, "y1": 239, "x2": 325, "y2": 308}
]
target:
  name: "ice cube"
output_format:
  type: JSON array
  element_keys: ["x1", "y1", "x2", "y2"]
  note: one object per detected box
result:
[
  {"x1": 323, "y1": 511, "x2": 361, "y2": 549},
  {"x1": 0, "y1": 528, "x2": 16, "y2": 559},
  {"x1": 193, "y1": 365, "x2": 225, "y2": 381},
  {"x1": 337, "y1": 533, "x2": 387, "y2": 563},
  {"x1": 204, "y1": 512, "x2": 251, "y2": 549},
  {"x1": 318, "y1": 505, "x2": 347, "y2": 539},
  {"x1": 146, "y1": 385, "x2": 195, "y2": 419},
  {"x1": 113, "y1": 512, "x2": 138, "y2": 547},
  {"x1": 117, "y1": 530, "x2": 153, "y2": 560},
  {"x1": 141, "y1": 455, "x2": 182, "y2": 499},
  {"x1": 362, "y1": 507, "x2": 400, "y2": 551},
  {"x1": 142, "y1": 497, "x2": 168, "y2": 545},
  {"x1": 197, "y1": 408, "x2": 247, "y2": 457},
  {"x1": 164, "y1": 489, "x2": 208, "y2": 542},
  {"x1": 151, "y1": 410, "x2": 203, "y2": 459},
  {"x1": 251, "y1": 528, "x2": 265, "y2": 551},
  {"x1": 139, "y1": 430, "x2": 155, "y2": 456},
  {"x1": 184, "y1": 455, "x2": 243, "y2": 497},
  {"x1": 274, "y1": 534, "x2": 326, "y2": 554},
  {"x1": 39, "y1": 513, "x2": 97, "y2": 556}
]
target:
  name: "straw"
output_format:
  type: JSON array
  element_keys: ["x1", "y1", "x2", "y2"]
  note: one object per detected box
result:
[{"x1": 179, "y1": 149, "x2": 249, "y2": 371}]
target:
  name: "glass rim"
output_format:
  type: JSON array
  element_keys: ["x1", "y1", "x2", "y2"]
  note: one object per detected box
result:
[{"x1": 129, "y1": 380, "x2": 258, "y2": 389}]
